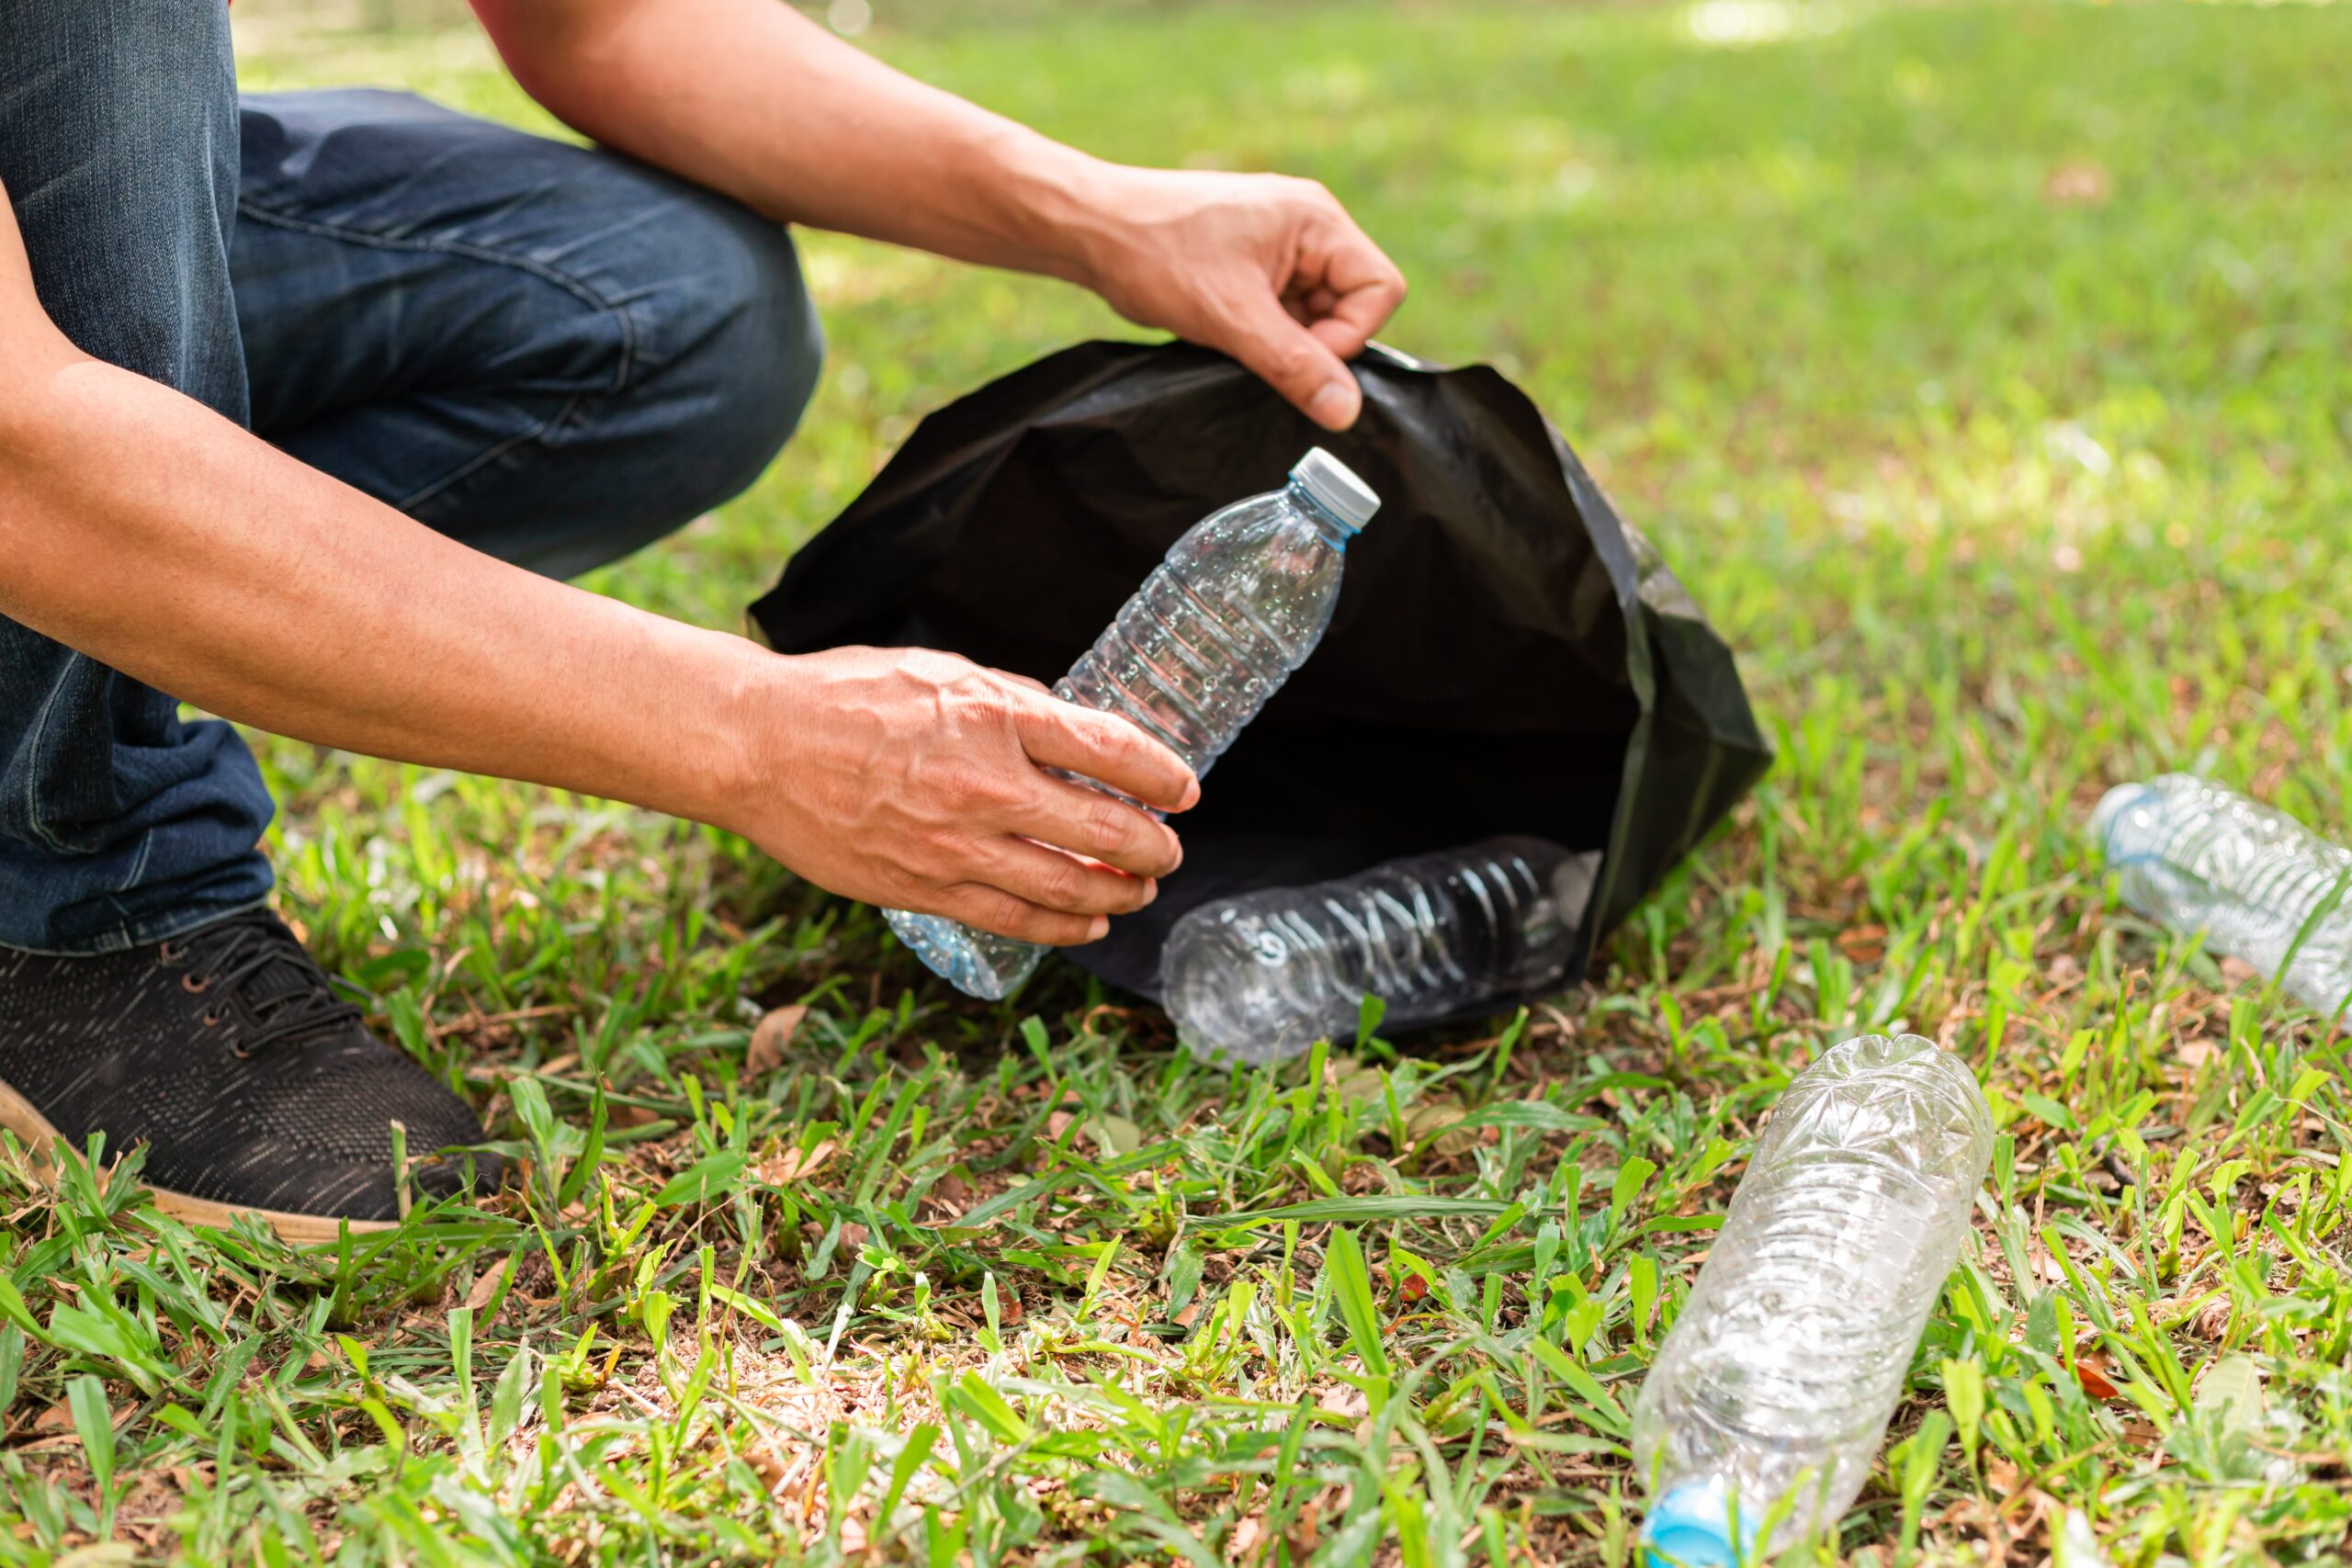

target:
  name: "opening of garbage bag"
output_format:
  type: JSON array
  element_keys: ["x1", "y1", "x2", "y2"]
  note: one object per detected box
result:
[{"x1": 751, "y1": 340, "x2": 1770, "y2": 1010}]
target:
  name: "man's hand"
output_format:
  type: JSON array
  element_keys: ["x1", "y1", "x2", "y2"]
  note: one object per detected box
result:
[
  {"x1": 741, "y1": 647, "x2": 1197, "y2": 946},
  {"x1": 474, "y1": 0, "x2": 1407, "y2": 428},
  {"x1": 1068, "y1": 167, "x2": 1408, "y2": 431}
]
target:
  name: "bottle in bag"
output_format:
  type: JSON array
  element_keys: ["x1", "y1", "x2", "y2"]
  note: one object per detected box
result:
[
  {"x1": 2091, "y1": 773, "x2": 2352, "y2": 1012},
  {"x1": 1632, "y1": 1033, "x2": 1993, "y2": 1565},
  {"x1": 1160, "y1": 836, "x2": 1592, "y2": 1064},
  {"x1": 887, "y1": 448, "x2": 1381, "y2": 999}
]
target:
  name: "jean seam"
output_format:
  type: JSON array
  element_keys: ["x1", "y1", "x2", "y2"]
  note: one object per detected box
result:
[
  {"x1": 394, "y1": 389, "x2": 591, "y2": 514},
  {"x1": 99, "y1": 826, "x2": 159, "y2": 933},
  {"x1": 0, "y1": 893, "x2": 273, "y2": 959},
  {"x1": 21, "y1": 660, "x2": 80, "y2": 855},
  {"x1": 232, "y1": 199, "x2": 636, "y2": 512}
]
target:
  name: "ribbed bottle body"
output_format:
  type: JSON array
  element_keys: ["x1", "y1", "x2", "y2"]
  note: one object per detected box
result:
[
  {"x1": 1633, "y1": 1034, "x2": 1994, "y2": 1560},
  {"x1": 2096, "y1": 774, "x2": 2352, "y2": 1011},
  {"x1": 1162, "y1": 837, "x2": 1580, "y2": 1063}
]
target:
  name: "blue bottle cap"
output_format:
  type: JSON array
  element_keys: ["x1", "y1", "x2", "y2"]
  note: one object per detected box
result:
[{"x1": 1639, "y1": 1478, "x2": 1749, "y2": 1568}]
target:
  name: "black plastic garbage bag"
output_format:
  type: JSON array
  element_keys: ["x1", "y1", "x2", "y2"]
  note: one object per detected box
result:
[{"x1": 750, "y1": 341, "x2": 1770, "y2": 1010}]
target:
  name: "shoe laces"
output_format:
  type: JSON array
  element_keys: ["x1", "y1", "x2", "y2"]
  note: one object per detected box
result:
[{"x1": 160, "y1": 909, "x2": 364, "y2": 1059}]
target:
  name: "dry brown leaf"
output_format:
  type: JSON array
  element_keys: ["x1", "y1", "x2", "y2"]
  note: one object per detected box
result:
[
  {"x1": 746, "y1": 1005, "x2": 808, "y2": 1079},
  {"x1": 465, "y1": 1264, "x2": 506, "y2": 1314},
  {"x1": 758, "y1": 1140, "x2": 838, "y2": 1185},
  {"x1": 2075, "y1": 1351, "x2": 2120, "y2": 1401},
  {"x1": 1837, "y1": 924, "x2": 1889, "y2": 963},
  {"x1": 748, "y1": 1433, "x2": 793, "y2": 1492},
  {"x1": 922, "y1": 1170, "x2": 973, "y2": 1222},
  {"x1": 1288, "y1": 1497, "x2": 1322, "y2": 1559},
  {"x1": 2041, "y1": 160, "x2": 2112, "y2": 207},
  {"x1": 1322, "y1": 1385, "x2": 1370, "y2": 1419}
]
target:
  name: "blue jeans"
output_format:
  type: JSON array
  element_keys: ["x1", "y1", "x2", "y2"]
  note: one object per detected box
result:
[{"x1": 0, "y1": 1, "x2": 823, "y2": 954}]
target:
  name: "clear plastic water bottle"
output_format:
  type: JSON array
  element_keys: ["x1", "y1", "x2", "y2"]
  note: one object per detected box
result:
[
  {"x1": 1159, "y1": 836, "x2": 1592, "y2": 1064},
  {"x1": 1632, "y1": 1033, "x2": 1994, "y2": 1565},
  {"x1": 887, "y1": 448, "x2": 1381, "y2": 999},
  {"x1": 2092, "y1": 773, "x2": 2352, "y2": 1012}
]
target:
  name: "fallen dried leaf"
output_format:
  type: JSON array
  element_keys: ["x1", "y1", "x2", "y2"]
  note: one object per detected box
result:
[
  {"x1": 745, "y1": 1005, "x2": 808, "y2": 1079},
  {"x1": 465, "y1": 1265, "x2": 505, "y2": 1314},
  {"x1": 2042, "y1": 160, "x2": 2112, "y2": 206},
  {"x1": 758, "y1": 1139, "x2": 838, "y2": 1185},
  {"x1": 1838, "y1": 924, "x2": 1889, "y2": 963},
  {"x1": 1288, "y1": 1497, "x2": 1322, "y2": 1559}
]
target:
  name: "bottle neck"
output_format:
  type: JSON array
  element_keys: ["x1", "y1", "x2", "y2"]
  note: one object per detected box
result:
[{"x1": 1286, "y1": 479, "x2": 1357, "y2": 548}]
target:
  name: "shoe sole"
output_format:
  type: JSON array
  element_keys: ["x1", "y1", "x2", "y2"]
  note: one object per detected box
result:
[{"x1": 0, "y1": 1073, "x2": 395, "y2": 1244}]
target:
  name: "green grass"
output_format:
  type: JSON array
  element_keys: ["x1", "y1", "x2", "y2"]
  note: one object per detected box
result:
[{"x1": 8, "y1": 0, "x2": 2352, "y2": 1560}]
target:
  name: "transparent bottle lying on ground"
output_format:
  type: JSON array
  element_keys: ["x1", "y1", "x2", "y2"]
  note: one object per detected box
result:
[
  {"x1": 1632, "y1": 1033, "x2": 1994, "y2": 1566},
  {"x1": 886, "y1": 447, "x2": 1380, "y2": 1000},
  {"x1": 1159, "y1": 836, "x2": 1595, "y2": 1064},
  {"x1": 2092, "y1": 773, "x2": 2352, "y2": 1013}
]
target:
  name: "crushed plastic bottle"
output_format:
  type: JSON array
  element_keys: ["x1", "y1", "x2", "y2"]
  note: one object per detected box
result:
[
  {"x1": 2092, "y1": 773, "x2": 2352, "y2": 1013},
  {"x1": 1632, "y1": 1033, "x2": 1994, "y2": 1565},
  {"x1": 887, "y1": 448, "x2": 1380, "y2": 999},
  {"x1": 1159, "y1": 836, "x2": 1595, "y2": 1064}
]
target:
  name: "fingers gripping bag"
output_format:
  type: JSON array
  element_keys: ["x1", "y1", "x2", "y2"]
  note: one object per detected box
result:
[{"x1": 749, "y1": 341, "x2": 1770, "y2": 1019}]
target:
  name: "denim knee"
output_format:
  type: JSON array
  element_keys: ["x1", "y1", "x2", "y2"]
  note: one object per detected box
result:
[
  {"x1": 235, "y1": 89, "x2": 826, "y2": 579},
  {"x1": 646, "y1": 200, "x2": 826, "y2": 519}
]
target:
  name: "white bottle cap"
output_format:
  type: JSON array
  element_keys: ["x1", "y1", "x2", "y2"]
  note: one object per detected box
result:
[{"x1": 1290, "y1": 446, "x2": 1380, "y2": 533}]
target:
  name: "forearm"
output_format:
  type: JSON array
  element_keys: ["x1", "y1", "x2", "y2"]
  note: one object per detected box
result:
[
  {"x1": 0, "y1": 346, "x2": 770, "y2": 834},
  {"x1": 473, "y1": 0, "x2": 1114, "y2": 283}
]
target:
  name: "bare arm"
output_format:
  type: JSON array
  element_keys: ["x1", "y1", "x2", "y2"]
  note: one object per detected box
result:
[
  {"x1": 469, "y1": 0, "x2": 1407, "y2": 427},
  {"x1": 0, "y1": 188, "x2": 1192, "y2": 945}
]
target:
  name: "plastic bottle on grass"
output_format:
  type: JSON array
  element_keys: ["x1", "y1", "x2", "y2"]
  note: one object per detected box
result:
[
  {"x1": 2091, "y1": 773, "x2": 2352, "y2": 1013},
  {"x1": 1160, "y1": 835, "x2": 1592, "y2": 1064},
  {"x1": 887, "y1": 447, "x2": 1381, "y2": 999},
  {"x1": 1632, "y1": 1033, "x2": 1994, "y2": 1566}
]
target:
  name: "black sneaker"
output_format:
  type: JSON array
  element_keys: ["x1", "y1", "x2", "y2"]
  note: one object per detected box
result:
[{"x1": 0, "y1": 908, "x2": 499, "y2": 1240}]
